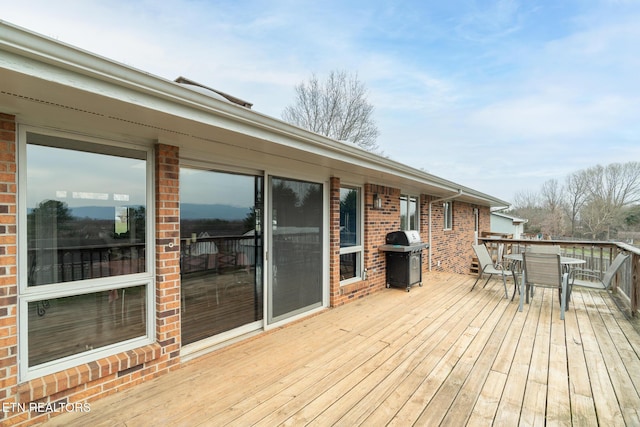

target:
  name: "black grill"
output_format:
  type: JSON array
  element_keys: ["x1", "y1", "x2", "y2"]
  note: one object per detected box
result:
[{"x1": 379, "y1": 231, "x2": 429, "y2": 291}]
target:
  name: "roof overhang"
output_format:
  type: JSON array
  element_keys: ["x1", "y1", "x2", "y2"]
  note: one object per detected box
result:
[
  {"x1": 491, "y1": 211, "x2": 528, "y2": 224},
  {"x1": 0, "y1": 21, "x2": 510, "y2": 208}
]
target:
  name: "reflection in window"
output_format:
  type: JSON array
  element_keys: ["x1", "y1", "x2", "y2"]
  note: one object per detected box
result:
[
  {"x1": 340, "y1": 187, "x2": 362, "y2": 282},
  {"x1": 28, "y1": 285, "x2": 146, "y2": 366},
  {"x1": 340, "y1": 188, "x2": 359, "y2": 247},
  {"x1": 20, "y1": 131, "x2": 151, "y2": 378},
  {"x1": 270, "y1": 177, "x2": 323, "y2": 321},
  {"x1": 180, "y1": 168, "x2": 263, "y2": 344},
  {"x1": 400, "y1": 194, "x2": 418, "y2": 231},
  {"x1": 26, "y1": 137, "x2": 147, "y2": 286},
  {"x1": 340, "y1": 252, "x2": 358, "y2": 281}
]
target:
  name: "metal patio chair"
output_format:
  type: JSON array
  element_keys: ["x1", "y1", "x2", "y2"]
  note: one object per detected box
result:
[
  {"x1": 570, "y1": 252, "x2": 629, "y2": 291},
  {"x1": 472, "y1": 244, "x2": 512, "y2": 299},
  {"x1": 519, "y1": 252, "x2": 569, "y2": 320}
]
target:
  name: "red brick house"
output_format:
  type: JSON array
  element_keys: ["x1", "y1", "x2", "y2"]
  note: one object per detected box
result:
[{"x1": 0, "y1": 22, "x2": 508, "y2": 425}]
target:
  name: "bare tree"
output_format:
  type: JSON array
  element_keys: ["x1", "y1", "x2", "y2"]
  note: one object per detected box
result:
[
  {"x1": 581, "y1": 198, "x2": 619, "y2": 239},
  {"x1": 563, "y1": 170, "x2": 589, "y2": 237},
  {"x1": 540, "y1": 179, "x2": 566, "y2": 237},
  {"x1": 511, "y1": 161, "x2": 640, "y2": 240},
  {"x1": 511, "y1": 189, "x2": 545, "y2": 236},
  {"x1": 581, "y1": 162, "x2": 640, "y2": 239},
  {"x1": 282, "y1": 70, "x2": 380, "y2": 152},
  {"x1": 512, "y1": 189, "x2": 540, "y2": 211},
  {"x1": 586, "y1": 162, "x2": 640, "y2": 206}
]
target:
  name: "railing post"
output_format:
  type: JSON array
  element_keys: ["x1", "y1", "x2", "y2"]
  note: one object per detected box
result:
[{"x1": 632, "y1": 252, "x2": 640, "y2": 317}]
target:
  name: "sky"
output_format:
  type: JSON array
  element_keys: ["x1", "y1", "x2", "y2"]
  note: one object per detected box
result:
[{"x1": 4, "y1": 0, "x2": 640, "y2": 203}]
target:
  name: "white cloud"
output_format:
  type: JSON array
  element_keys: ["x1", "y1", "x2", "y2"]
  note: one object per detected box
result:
[
  {"x1": 468, "y1": 93, "x2": 634, "y2": 139},
  {"x1": 454, "y1": 0, "x2": 526, "y2": 42}
]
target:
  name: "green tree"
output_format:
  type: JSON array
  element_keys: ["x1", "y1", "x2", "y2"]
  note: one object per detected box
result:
[{"x1": 27, "y1": 200, "x2": 75, "y2": 241}]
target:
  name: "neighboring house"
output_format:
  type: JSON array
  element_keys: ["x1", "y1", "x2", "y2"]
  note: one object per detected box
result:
[
  {"x1": 0, "y1": 22, "x2": 509, "y2": 425},
  {"x1": 490, "y1": 211, "x2": 528, "y2": 239}
]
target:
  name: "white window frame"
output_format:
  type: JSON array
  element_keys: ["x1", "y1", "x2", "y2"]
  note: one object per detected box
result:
[
  {"x1": 444, "y1": 201, "x2": 453, "y2": 230},
  {"x1": 17, "y1": 126, "x2": 155, "y2": 382},
  {"x1": 339, "y1": 185, "x2": 364, "y2": 285},
  {"x1": 400, "y1": 194, "x2": 419, "y2": 231}
]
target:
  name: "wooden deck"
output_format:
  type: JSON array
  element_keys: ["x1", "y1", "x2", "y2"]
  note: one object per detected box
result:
[{"x1": 45, "y1": 272, "x2": 640, "y2": 426}]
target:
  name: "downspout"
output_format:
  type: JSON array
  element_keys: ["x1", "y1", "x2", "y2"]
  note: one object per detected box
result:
[{"x1": 428, "y1": 190, "x2": 464, "y2": 271}]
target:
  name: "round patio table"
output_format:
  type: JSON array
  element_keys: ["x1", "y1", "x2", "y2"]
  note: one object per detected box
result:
[{"x1": 503, "y1": 253, "x2": 586, "y2": 266}]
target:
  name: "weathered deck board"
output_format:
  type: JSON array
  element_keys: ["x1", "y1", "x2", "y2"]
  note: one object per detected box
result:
[
  {"x1": 565, "y1": 292, "x2": 599, "y2": 427},
  {"x1": 521, "y1": 287, "x2": 552, "y2": 426},
  {"x1": 585, "y1": 292, "x2": 640, "y2": 425},
  {"x1": 44, "y1": 272, "x2": 640, "y2": 426}
]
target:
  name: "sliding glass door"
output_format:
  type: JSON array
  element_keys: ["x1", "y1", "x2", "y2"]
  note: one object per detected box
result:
[
  {"x1": 179, "y1": 170, "x2": 323, "y2": 338},
  {"x1": 180, "y1": 168, "x2": 263, "y2": 345},
  {"x1": 269, "y1": 177, "x2": 323, "y2": 323}
]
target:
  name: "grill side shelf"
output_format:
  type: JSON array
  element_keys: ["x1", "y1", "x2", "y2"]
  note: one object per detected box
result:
[{"x1": 378, "y1": 244, "x2": 429, "y2": 253}]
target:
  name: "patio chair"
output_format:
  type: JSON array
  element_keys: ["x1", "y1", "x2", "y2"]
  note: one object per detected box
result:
[
  {"x1": 472, "y1": 244, "x2": 512, "y2": 299},
  {"x1": 519, "y1": 253, "x2": 568, "y2": 320},
  {"x1": 496, "y1": 243, "x2": 505, "y2": 266},
  {"x1": 570, "y1": 252, "x2": 629, "y2": 291}
]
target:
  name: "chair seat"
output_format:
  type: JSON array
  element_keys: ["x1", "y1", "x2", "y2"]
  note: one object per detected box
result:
[
  {"x1": 483, "y1": 266, "x2": 509, "y2": 276},
  {"x1": 570, "y1": 252, "x2": 629, "y2": 293},
  {"x1": 570, "y1": 279, "x2": 606, "y2": 290}
]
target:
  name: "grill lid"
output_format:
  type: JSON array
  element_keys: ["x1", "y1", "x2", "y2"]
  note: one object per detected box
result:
[{"x1": 386, "y1": 230, "x2": 422, "y2": 246}]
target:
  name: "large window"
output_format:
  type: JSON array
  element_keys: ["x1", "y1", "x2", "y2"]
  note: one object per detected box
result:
[
  {"x1": 339, "y1": 186, "x2": 362, "y2": 282},
  {"x1": 400, "y1": 194, "x2": 418, "y2": 231},
  {"x1": 19, "y1": 129, "x2": 153, "y2": 380}
]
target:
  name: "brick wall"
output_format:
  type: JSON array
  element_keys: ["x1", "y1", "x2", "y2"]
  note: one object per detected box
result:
[
  {"x1": 154, "y1": 144, "x2": 182, "y2": 360},
  {"x1": 418, "y1": 194, "x2": 482, "y2": 278},
  {"x1": 427, "y1": 196, "x2": 489, "y2": 274},
  {"x1": 364, "y1": 184, "x2": 401, "y2": 291},
  {"x1": 0, "y1": 113, "x2": 19, "y2": 423},
  {"x1": 0, "y1": 120, "x2": 182, "y2": 425},
  {"x1": 330, "y1": 182, "x2": 401, "y2": 306},
  {"x1": 419, "y1": 194, "x2": 430, "y2": 275},
  {"x1": 328, "y1": 183, "x2": 489, "y2": 303},
  {"x1": 328, "y1": 177, "x2": 342, "y2": 304}
]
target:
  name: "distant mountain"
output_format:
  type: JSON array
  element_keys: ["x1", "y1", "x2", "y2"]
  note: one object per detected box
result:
[
  {"x1": 71, "y1": 206, "x2": 114, "y2": 220},
  {"x1": 180, "y1": 203, "x2": 250, "y2": 220},
  {"x1": 54, "y1": 204, "x2": 250, "y2": 221}
]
